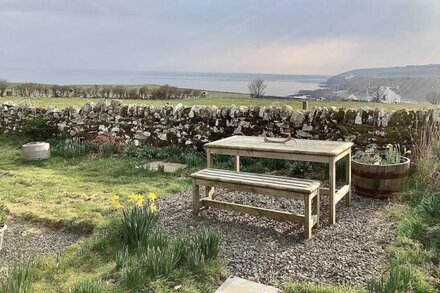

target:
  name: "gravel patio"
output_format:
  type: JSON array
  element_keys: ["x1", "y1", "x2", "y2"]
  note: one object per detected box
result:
[
  {"x1": 0, "y1": 220, "x2": 81, "y2": 278},
  {"x1": 157, "y1": 188, "x2": 397, "y2": 286}
]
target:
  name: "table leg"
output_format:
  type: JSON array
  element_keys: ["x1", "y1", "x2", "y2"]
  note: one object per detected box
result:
[
  {"x1": 206, "y1": 150, "x2": 215, "y2": 199},
  {"x1": 312, "y1": 190, "x2": 320, "y2": 228},
  {"x1": 233, "y1": 155, "x2": 240, "y2": 172},
  {"x1": 329, "y1": 157, "x2": 336, "y2": 225},
  {"x1": 345, "y1": 152, "x2": 352, "y2": 206}
]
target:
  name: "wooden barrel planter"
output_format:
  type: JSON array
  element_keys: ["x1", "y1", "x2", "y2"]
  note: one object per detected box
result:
[{"x1": 352, "y1": 156, "x2": 410, "y2": 199}]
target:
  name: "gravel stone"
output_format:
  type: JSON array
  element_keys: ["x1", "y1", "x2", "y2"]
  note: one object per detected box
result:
[
  {"x1": 157, "y1": 188, "x2": 396, "y2": 286},
  {"x1": 0, "y1": 220, "x2": 81, "y2": 278}
]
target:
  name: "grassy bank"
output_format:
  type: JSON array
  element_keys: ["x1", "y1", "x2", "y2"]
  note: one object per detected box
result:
[
  {"x1": 0, "y1": 96, "x2": 435, "y2": 111},
  {"x1": 362, "y1": 125, "x2": 440, "y2": 293}
]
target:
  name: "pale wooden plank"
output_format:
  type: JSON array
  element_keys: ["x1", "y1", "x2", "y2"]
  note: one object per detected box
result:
[
  {"x1": 312, "y1": 190, "x2": 320, "y2": 228},
  {"x1": 205, "y1": 148, "x2": 330, "y2": 163},
  {"x1": 304, "y1": 194, "x2": 312, "y2": 239},
  {"x1": 334, "y1": 148, "x2": 352, "y2": 162},
  {"x1": 345, "y1": 151, "x2": 352, "y2": 206},
  {"x1": 329, "y1": 157, "x2": 336, "y2": 225},
  {"x1": 201, "y1": 199, "x2": 305, "y2": 223},
  {"x1": 311, "y1": 214, "x2": 318, "y2": 226},
  {"x1": 191, "y1": 171, "x2": 320, "y2": 193},
  {"x1": 194, "y1": 178, "x2": 306, "y2": 200},
  {"x1": 233, "y1": 155, "x2": 240, "y2": 172},
  {"x1": 205, "y1": 136, "x2": 353, "y2": 156},
  {"x1": 197, "y1": 173, "x2": 314, "y2": 189},
  {"x1": 206, "y1": 149, "x2": 215, "y2": 199},
  {"x1": 319, "y1": 185, "x2": 350, "y2": 202},
  {"x1": 335, "y1": 184, "x2": 350, "y2": 204},
  {"x1": 200, "y1": 168, "x2": 318, "y2": 185},
  {"x1": 197, "y1": 169, "x2": 318, "y2": 188}
]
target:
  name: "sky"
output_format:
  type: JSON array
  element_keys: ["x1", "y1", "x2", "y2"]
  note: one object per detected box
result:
[{"x1": 1, "y1": 0, "x2": 440, "y2": 75}]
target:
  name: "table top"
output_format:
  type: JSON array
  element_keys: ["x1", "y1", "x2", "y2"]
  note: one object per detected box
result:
[{"x1": 205, "y1": 136, "x2": 353, "y2": 156}]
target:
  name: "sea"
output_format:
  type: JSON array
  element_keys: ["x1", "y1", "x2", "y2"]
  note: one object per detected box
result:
[{"x1": 0, "y1": 67, "x2": 328, "y2": 97}]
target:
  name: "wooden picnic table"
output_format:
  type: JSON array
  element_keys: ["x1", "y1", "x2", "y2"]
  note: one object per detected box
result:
[{"x1": 204, "y1": 136, "x2": 354, "y2": 225}]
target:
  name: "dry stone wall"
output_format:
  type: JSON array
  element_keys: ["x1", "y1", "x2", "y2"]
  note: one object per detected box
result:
[{"x1": 1, "y1": 100, "x2": 439, "y2": 149}]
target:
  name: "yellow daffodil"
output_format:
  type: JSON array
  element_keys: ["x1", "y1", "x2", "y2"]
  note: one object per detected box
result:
[
  {"x1": 149, "y1": 203, "x2": 158, "y2": 213},
  {"x1": 111, "y1": 195, "x2": 123, "y2": 209},
  {"x1": 127, "y1": 194, "x2": 138, "y2": 203},
  {"x1": 148, "y1": 192, "x2": 157, "y2": 202},
  {"x1": 136, "y1": 195, "x2": 145, "y2": 207}
]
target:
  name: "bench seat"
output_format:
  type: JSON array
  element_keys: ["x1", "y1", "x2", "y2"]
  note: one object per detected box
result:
[{"x1": 191, "y1": 168, "x2": 321, "y2": 239}]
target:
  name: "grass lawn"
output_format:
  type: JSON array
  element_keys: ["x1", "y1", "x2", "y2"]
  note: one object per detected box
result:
[
  {"x1": 0, "y1": 96, "x2": 436, "y2": 111},
  {"x1": 0, "y1": 136, "x2": 192, "y2": 231},
  {"x1": 0, "y1": 136, "x2": 228, "y2": 292}
]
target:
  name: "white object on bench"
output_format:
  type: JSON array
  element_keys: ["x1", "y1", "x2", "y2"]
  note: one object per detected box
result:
[{"x1": 191, "y1": 168, "x2": 321, "y2": 239}]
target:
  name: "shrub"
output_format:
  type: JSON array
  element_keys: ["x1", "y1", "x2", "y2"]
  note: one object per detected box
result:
[
  {"x1": 90, "y1": 134, "x2": 124, "y2": 157},
  {"x1": 69, "y1": 279, "x2": 105, "y2": 293},
  {"x1": 146, "y1": 229, "x2": 170, "y2": 249},
  {"x1": 181, "y1": 150, "x2": 204, "y2": 168},
  {"x1": 115, "y1": 246, "x2": 129, "y2": 271},
  {"x1": 141, "y1": 246, "x2": 180, "y2": 278},
  {"x1": 418, "y1": 195, "x2": 440, "y2": 221},
  {"x1": 122, "y1": 143, "x2": 139, "y2": 158},
  {"x1": 120, "y1": 261, "x2": 145, "y2": 289},
  {"x1": 155, "y1": 145, "x2": 181, "y2": 161},
  {"x1": 176, "y1": 229, "x2": 221, "y2": 270},
  {"x1": 0, "y1": 262, "x2": 35, "y2": 293},
  {"x1": 51, "y1": 139, "x2": 96, "y2": 159},
  {"x1": 366, "y1": 264, "x2": 433, "y2": 293},
  {"x1": 289, "y1": 161, "x2": 312, "y2": 175},
  {"x1": 21, "y1": 115, "x2": 58, "y2": 141},
  {"x1": 186, "y1": 247, "x2": 205, "y2": 269},
  {"x1": 192, "y1": 229, "x2": 220, "y2": 260},
  {"x1": 123, "y1": 143, "x2": 158, "y2": 159}
]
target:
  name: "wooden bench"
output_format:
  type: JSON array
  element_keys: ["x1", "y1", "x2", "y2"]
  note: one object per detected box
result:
[{"x1": 190, "y1": 168, "x2": 321, "y2": 239}]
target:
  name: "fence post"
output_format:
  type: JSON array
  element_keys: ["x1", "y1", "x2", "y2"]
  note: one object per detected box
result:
[{"x1": 302, "y1": 100, "x2": 308, "y2": 110}]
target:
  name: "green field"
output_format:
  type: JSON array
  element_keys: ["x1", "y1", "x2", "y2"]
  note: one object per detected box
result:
[{"x1": 0, "y1": 96, "x2": 436, "y2": 111}]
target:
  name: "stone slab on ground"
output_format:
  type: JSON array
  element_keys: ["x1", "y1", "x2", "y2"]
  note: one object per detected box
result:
[
  {"x1": 137, "y1": 161, "x2": 187, "y2": 173},
  {"x1": 215, "y1": 276, "x2": 281, "y2": 293}
]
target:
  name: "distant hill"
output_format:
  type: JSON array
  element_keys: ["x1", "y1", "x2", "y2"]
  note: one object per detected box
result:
[{"x1": 301, "y1": 64, "x2": 440, "y2": 102}]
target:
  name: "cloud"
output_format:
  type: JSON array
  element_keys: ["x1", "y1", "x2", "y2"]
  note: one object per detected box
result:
[{"x1": 1, "y1": 0, "x2": 440, "y2": 75}]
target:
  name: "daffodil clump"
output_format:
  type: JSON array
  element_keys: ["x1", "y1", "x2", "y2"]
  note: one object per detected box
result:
[
  {"x1": 111, "y1": 192, "x2": 158, "y2": 213},
  {"x1": 111, "y1": 193, "x2": 159, "y2": 247}
]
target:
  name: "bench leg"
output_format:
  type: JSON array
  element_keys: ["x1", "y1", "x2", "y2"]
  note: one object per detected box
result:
[
  {"x1": 206, "y1": 150, "x2": 215, "y2": 199},
  {"x1": 304, "y1": 194, "x2": 312, "y2": 239},
  {"x1": 192, "y1": 181, "x2": 201, "y2": 216},
  {"x1": 312, "y1": 190, "x2": 320, "y2": 228}
]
